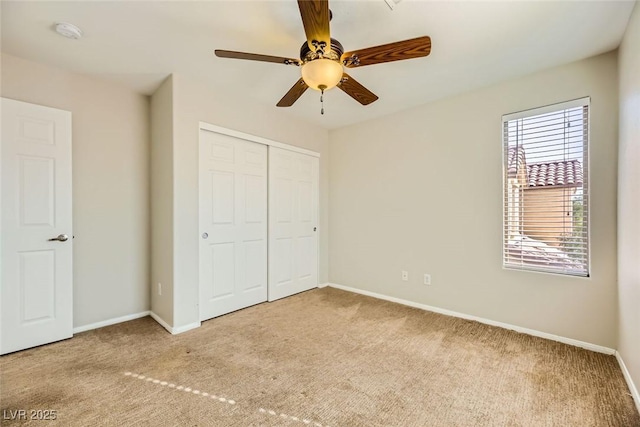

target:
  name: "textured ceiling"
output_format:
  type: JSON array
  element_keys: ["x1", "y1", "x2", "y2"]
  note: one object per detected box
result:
[{"x1": 1, "y1": 1, "x2": 635, "y2": 129}]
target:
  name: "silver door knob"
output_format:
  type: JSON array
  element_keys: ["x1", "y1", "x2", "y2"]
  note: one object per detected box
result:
[{"x1": 48, "y1": 234, "x2": 69, "y2": 242}]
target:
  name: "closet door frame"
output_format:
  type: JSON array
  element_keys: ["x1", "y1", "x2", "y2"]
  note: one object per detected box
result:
[
  {"x1": 198, "y1": 122, "x2": 320, "y2": 312},
  {"x1": 200, "y1": 123, "x2": 319, "y2": 158}
]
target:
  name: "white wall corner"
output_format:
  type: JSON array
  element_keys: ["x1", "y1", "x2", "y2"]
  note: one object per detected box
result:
[
  {"x1": 149, "y1": 311, "x2": 200, "y2": 335},
  {"x1": 149, "y1": 311, "x2": 173, "y2": 334},
  {"x1": 73, "y1": 311, "x2": 150, "y2": 334},
  {"x1": 616, "y1": 351, "x2": 640, "y2": 415},
  {"x1": 327, "y1": 283, "x2": 616, "y2": 355},
  {"x1": 318, "y1": 282, "x2": 329, "y2": 288}
]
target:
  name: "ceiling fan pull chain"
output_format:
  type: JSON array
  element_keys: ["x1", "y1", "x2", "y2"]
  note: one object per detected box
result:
[{"x1": 319, "y1": 84, "x2": 327, "y2": 115}]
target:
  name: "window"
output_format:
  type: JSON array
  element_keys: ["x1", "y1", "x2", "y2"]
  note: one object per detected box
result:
[{"x1": 502, "y1": 98, "x2": 589, "y2": 277}]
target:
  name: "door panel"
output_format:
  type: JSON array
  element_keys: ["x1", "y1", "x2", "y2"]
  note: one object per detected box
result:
[
  {"x1": 20, "y1": 250, "x2": 56, "y2": 322},
  {"x1": 276, "y1": 238, "x2": 294, "y2": 285},
  {"x1": 211, "y1": 242, "x2": 235, "y2": 298},
  {"x1": 299, "y1": 182, "x2": 312, "y2": 221},
  {"x1": 1, "y1": 98, "x2": 73, "y2": 355},
  {"x1": 212, "y1": 171, "x2": 234, "y2": 224},
  {"x1": 243, "y1": 240, "x2": 264, "y2": 291},
  {"x1": 269, "y1": 147, "x2": 319, "y2": 301},
  {"x1": 276, "y1": 178, "x2": 294, "y2": 222},
  {"x1": 199, "y1": 130, "x2": 267, "y2": 321},
  {"x1": 297, "y1": 236, "x2": 314, "y2": 279},
  {"x1": 20, "y1": 156, "x2": 55, "y2": 225}
]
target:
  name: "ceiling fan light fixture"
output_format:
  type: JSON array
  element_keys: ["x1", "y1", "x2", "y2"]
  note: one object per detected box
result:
[
  {"x1": 215, "y1": 1, "x2": 431, "y2": 109},
  {"x1": 301, "y1": 59, "x2": 343, "y2": 91}
]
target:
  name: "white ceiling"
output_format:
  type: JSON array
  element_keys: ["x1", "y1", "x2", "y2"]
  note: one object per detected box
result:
[{"x1": 1, "y1": 1, "x2": 635, "y2": 130}]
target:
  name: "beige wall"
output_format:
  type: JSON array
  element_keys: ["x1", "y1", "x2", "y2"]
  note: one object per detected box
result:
[
  {"x1": 329, "y1": 51, "x2": 618, "y2": 347},
  {"x1": 164, "y1": 74, "x2": 329, "y2": 328},
  {"x1": 1, "y1": 53, "x2": 151, "y2": 328},
  {"x1": 523, "y1": 187, "x2": 576, "y2": 247},
  {"x1": 618, "y1": 2, "x2": 640, "y2": 402},
  {"x1": 150, "y1": 76, "x2": 174, "y2": 325}
]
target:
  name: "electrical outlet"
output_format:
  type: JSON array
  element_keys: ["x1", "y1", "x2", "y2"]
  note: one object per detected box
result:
[
  {"x1": 158, "y1": 282, "x2": 162, "y2": 296},
  {"x1": 423, "y1": 274, "x2": 431, "y2": 285},
  {"x1": 402, "y1": 271, "x2": 409, "y2": 281}
]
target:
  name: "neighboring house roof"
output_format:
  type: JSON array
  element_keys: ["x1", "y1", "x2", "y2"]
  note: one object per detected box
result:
[
  {"x1": 507, "y1": 146, "x2": 526, "y2": 179},
  {"x1": 506, "y1": 147, "x2": 583, "y2": 188},
  {"x1": 526, "y1": 160, "x2": 583, "y2": 188}
]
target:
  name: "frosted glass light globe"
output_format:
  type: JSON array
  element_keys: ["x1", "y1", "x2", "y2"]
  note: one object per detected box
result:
[{"x1": 301, "y1": 59, "x2": 343, "y2": 91}]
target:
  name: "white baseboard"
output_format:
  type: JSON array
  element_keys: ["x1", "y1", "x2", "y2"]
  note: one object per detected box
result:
[
  {"x1": 327, "y1": 283, "x2": 616, "y2": 355},
  {"x1": 318, "y1": 282, "x2": 329, "y2": 288},
  {"x1": 173, "y1": 321, "x2": 201, "y2": 334},
  {"x1": 73, "y1": 311, "x2": 150, "y2": 334},
  {"x1": 149, "y1": 311, "x2": 201, "y2": 335},
  {"x1": 149, "y1": 311, "x2": 172, "y2": 333},
  {"x1": 616, "y1": 351, "x2": 640, "y2": 414}
]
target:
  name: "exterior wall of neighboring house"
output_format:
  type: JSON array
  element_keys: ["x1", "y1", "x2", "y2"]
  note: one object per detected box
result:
[
  {"x1": 505, "y1": 147, "x2": 527, "y2": 243},
  {"x1": 506, "y1": 177, "x2": 524, "y2": 239},
  {"x1": 506, "y1": 145, "x2": 582, "y2": 252},
  {"x1": 523, "y1": 186, "x2": 576, "y2": 247}
]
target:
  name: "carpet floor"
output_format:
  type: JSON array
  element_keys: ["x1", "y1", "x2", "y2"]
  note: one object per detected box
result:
[{"x1": 1, "y1": 287, "x2": 639, "y2": 426}]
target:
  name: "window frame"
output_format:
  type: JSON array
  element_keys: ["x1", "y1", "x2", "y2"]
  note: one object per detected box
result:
[{"x1": 501, "y1": 97, "x2": 591, "y2": 278}]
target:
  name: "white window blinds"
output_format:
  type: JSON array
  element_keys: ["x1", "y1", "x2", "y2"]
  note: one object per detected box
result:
[{"x1": 502, "y1": 98, "x2": 589, "y2": 277}]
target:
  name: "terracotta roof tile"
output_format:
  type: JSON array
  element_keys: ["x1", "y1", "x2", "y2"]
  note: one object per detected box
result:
[
  {"x1": 507, "y1": 146, "x2": 526, "y2": 178},
  {"x1": 507, "y1": 147, "x2": 582, "y2": 188},
  {"x1": 526, "y1": 160, "x2": 583, "y2": 187}
]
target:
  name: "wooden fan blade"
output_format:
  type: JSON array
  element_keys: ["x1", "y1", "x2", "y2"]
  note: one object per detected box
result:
[
  {"x1": 297, "y1": 0, "x2": 331, "y2": 53},
  {"x1": 215, "y1": 50, "x2": 300, "y2": 66},
  {"x1": 277, "y1": 78, "x2": 309, "y2": 107},
  {"x1": 341, "y1": 36, "x2": 431, "y2": 68},
  {"x1": 337, "y1": 72, "x2": 378, "y2": 105}
]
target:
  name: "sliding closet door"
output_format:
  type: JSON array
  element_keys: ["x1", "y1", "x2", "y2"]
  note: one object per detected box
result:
[
  {"x1": 199, "y1": 130, "x2": 268, "y2": 321},
  {"x1": 269, "y1": 147, "x2": 319, "y2": 301}
]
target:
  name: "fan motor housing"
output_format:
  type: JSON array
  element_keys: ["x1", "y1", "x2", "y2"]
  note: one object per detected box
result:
[{"x1": 300, "y1": 38, "x2": 344, "y2": 63}]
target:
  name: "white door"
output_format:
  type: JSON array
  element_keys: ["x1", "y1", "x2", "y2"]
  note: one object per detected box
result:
[
  {"x1": 269, "y1": 147, "x2": 319, "y2": 301},
  {"x1": 199, "y1": 130, "x2": 268, "y2": 321},
  {"x1": 1, "y1": 98, "x2": 73, "y2": 355}
]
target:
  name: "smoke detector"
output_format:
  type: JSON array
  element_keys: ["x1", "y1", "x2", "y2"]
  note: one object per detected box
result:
[
  {"x1": 54, "y1": 22, "x2": 83, "y2": 39},
  {"x1": 384, "y1": 0, "x2": 402, "y2": 10}
]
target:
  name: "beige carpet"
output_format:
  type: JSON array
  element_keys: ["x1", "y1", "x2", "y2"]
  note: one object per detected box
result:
[{"x1": 1, "y1": 287, "x2": 638, "y2": 426}]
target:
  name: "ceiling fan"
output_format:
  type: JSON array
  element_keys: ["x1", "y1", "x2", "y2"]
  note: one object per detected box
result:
[{"x1": 214, "y1": 0, "x2": 431, "y2": 113}]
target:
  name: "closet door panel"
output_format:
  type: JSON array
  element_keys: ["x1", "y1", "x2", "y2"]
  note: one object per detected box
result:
[
  {"x1": 199, "y1": 130, "x2": 267, "y2": 321},
  {"x1": 269, "y1": 147, "x2": 319, "y2": 301}
]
